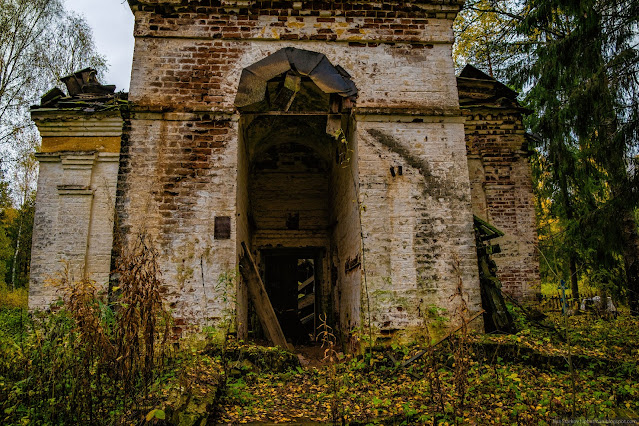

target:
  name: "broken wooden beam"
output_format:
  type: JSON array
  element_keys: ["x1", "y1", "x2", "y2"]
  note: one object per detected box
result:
[
  {"x1": 239, "y1": 242, "x2": 289, "y2": 349},
  {"x1": 298, "y1": 293, "x2": 315, "y2": 310},
  {"x1": 400, "y1": 309, "x2": 486, "y2": 369},
  {"x1": 298, "y1": 276, "x2": 314, "y2": 292},
  {"x1": 300, "y1": 312, "x2": 314, "y2": 325}
]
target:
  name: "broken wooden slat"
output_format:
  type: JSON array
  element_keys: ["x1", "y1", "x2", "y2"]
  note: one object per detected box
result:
[
  {"x1": 239, "y1": 242, "x2": 289, "y2": 349},
  {"x1": 298, "y1": 293, "x2": 315, "y2": 310},
  {"x1": 298, "y1": 276, "x2": 314, "y2": 292},
  {"x1": 300, "y1": 313, "x2": 314, "y2": 325}
]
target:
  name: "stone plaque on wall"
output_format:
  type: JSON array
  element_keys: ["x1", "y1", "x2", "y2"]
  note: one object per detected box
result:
[{"x1": 214, "y1": 216, "x2": 231, "y2": 239}]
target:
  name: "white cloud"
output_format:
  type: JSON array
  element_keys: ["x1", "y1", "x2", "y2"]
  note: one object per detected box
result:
[{"x1": 64, "y1": 0, "x2": 135, "y2": 92}]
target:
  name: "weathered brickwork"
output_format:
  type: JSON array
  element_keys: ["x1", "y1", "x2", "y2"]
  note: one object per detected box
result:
[
  {"x1": 329, "y1": 122, "x2": 361, "y2": 347},
  {"x1": 458, "y1": 66, "x2": 540, "y2": 301},
  {"x1": 29, "y1": 0, "x2": 540, "y2": 347},
  {"x1": 130, "y1": 39, "x2": 459, "y2": 113},
  {"x1": 357, "y1": 117, "x2": 481, "y2": 340},
  {"x1": 116, "y1": 113, "x2": 238, "y2": 326},
  {"x1": 119, "y1": 0, "x2": 481, "y2": 340},
  {"x1": 133, "y1": 11, "x2": 456, "y2": 44}
]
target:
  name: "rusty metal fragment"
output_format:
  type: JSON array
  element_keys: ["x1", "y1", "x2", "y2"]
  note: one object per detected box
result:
[{"x1": 214, "y1": 216, "x2": 231, "y2": 239}]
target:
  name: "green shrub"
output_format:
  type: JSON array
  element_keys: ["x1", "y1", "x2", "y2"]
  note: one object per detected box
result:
[
  {"x1": 0, "y1": 284, "x2": 27, "y2": 309},
  {"x1": 0, "y1": 235, "x2": 175, "y2": 425}
]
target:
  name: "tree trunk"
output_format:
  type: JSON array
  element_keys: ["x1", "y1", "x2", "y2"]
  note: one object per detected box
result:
[
  {"x1": 620, "y1": 208, "x2": 639, "y2": 315},
  {"x1": 569, "y1": 255, "x2": 579, "y2": 303},
  {"x1": 11, "y1": 174, "x2": 29, "y2": 290},
  {"x1": 10, "y1": 217, "x2": 22, "y2": 291},
  {"x1": 558, "y1": 166, "x2": 580, "y2": 304}
]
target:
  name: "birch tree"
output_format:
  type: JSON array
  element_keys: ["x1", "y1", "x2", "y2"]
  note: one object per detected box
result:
[
  {"x1": 0, "y1": 0, "x2": 106, "y2": 289},
  {"x1": 0, "y1": 0, "x2": 106, "y2": 147}
]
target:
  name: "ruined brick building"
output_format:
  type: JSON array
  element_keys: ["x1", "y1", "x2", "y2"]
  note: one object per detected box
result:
[{"x1": 29, "y1": 0, "x2": 539, "y2": 346}]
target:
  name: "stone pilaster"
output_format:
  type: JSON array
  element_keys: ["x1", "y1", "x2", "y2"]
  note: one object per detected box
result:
[{"x1": 29, "y1": 110, "x2": 123, "y2": 310}]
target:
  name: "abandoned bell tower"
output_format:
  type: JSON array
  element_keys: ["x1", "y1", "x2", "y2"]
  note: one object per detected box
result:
[{"x1": 29, "y1": 0, "x2": 540, "y2": 346}]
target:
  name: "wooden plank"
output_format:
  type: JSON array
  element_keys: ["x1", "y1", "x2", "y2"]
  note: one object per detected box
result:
[
  {"x1": 300, "y1": 312, "x2": 314, "y2": 325},
  {"x1": 298, "y1": 276, "x2": 314, "y2": 292},
  {"x1": 298, "y1": 293, "x2": 315, "y2": 310},
  {"x1": 239, "y1": 242, "x2": 289, "y2": 349}
]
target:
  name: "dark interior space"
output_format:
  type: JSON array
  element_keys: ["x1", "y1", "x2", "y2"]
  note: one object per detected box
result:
[{"x1": 262, "y1": 251, "x2": 317, "y2": 344}]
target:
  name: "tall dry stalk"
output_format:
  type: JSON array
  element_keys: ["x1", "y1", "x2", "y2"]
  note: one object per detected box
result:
[
  {"x1": 423, "y1": 324, "x2": 446, "y2": 415},
  {"x1": 17, "y1": 231, "x2": 172, "y2": 424},
  {"x1": 49, "y1": 265, "x2": 116, "y2": 421},
  {"x1": 53, "y1": 264, "x2": 115, "y2": 360},
  {"x1": 449, "y1": 255, "x2": 471, "y2": 419},
  {"x1": 114, "y1": 233, "x2": 171, "y2": 404},
  {"x1": 317, "y1": 313, "x2": 343, "y2": 425}
]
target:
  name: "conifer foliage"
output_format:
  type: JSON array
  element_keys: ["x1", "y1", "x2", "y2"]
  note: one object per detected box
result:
[
  {"x1": 456, "y1": 0, "x2": 639, "y2": 311},
  {"x1": 516, "y1": 0, "x2": 639, "y2": 312}
]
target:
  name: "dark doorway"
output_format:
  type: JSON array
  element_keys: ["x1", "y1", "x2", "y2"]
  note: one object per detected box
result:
[
  {"x1": 263, "y1": 250, "x2": 318, "y2": 344},
  {"x1": 235, "y1": 48, "x2": 361, "y2": 347}
]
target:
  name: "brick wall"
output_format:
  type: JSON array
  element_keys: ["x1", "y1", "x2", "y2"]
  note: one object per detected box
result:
[
  {"x1": 459, "y1": 68, "x2": 541, "y2": 301},
  {"x1": 328, "y1": 117, "x2": 361, "y2": 347},
  {"x1": 128, "y1": 0, "x2": 462, "y2": 114},
  {"x1": 117, "y1": 0, "x2": 482, "y2": 338},
  {"x1": 116, "y1": 113, "x2": 238, "y2": 326},
  {"x1": 356, "y1": 117, "x2": 482, "y2": 340},
  {"x1": 250, "y1": 142, "x2": 330, "y2": 247}
]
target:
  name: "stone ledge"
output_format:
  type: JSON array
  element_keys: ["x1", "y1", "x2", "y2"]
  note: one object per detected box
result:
[
  {"x1": 61, "y1": 154, "x2": 97, "y2": 169},
  {"x1": 98, "y1": 152, "x2": 121, "y2": 162},
  {"x1": 57, "y1": 185, "x2": 94, "y2": 196},
  {"x1": 34, "y1": 152, "x2": 118, "y2": 162},
  {"x1": 131, "y1": 110, "x2": 237, "y2": 121}
]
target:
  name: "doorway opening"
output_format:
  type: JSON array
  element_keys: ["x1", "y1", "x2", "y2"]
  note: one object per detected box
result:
[
  {"x1": 262, "y1": 249, "x2": 320, "y2": 344},
  {"x1": 235, "y1": 48, "x2": 362, "y2": 349}
]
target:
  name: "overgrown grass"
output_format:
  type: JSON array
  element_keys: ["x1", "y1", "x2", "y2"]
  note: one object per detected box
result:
[
  {"x1": 2, "y1": 252, "x2": 637, "y2": 425},
  {"x1": 1, "y1": 302, "x2": 637, "y2": 424},
  {"x1": 0, "y1": 235, "x2": 177, "y2": 425},
  {"x1": 540, "y1": 280, "x2": 599, "y2": 298}
]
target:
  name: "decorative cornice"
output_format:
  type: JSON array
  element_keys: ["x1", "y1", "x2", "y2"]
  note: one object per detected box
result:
[
  {"x1": 35, "y1": 151, "x2": 119, "y2": 163},
  {"x1": 31, "y1": 109, "x2": 124, "y2": 138},
  {"x1": 128, "y1": 0, "x2": 465, "y2": 14}
]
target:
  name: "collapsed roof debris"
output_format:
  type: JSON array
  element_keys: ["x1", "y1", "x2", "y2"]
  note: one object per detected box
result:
[
  {"x1": 234, "y1": 47, "x2": 358, "y2": 109},
  {"x1": 457, "y1": 65, "x2": 528, "y2": 112},
  {"x1": 34, "y1": 68, "x2": 127, "y2": 112}
]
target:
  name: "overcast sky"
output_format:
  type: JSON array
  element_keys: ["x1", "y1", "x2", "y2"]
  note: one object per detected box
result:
[{"x1": 64, "y1": 0, "x2": 135, "y2": 92}]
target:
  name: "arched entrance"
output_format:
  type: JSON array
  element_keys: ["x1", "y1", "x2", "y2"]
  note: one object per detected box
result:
[{"x1": 235, "y1": 48, "x2": 361, "y2": 348}]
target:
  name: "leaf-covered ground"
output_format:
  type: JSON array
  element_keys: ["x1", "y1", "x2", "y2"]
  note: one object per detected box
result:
[
  {"x1": 2, "y1": 306, "x2": 638, "y2": 425},
  {"x1": 166, "y1": 312, "x2": 639, "y2": 425}
]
